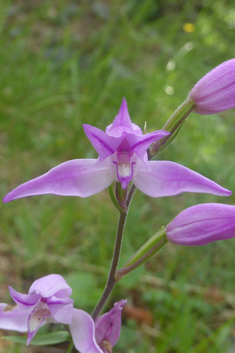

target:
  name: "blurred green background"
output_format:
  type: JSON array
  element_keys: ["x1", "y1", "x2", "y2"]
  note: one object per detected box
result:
[{"x1": 1, "y1": 0, "x2": 235, "y2": 352}]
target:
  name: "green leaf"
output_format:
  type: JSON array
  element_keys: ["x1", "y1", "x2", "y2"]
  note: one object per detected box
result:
[{"x1": 3, "y1": 331, "x2": 71, "y2": 346}]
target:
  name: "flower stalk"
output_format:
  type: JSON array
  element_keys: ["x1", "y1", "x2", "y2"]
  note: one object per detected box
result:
[
  {"x1": 150, "y1": 98, "x2": 196, "y2": 156},
  {"x1": 116, "y1": 228, "x2": 167, "y2": 281},
  {"x1": 91, "y1": 185, "x2": 136, "y2": 320},
  {"x1": 91, "y1": 211, "x2": 127, "y2": 321}
]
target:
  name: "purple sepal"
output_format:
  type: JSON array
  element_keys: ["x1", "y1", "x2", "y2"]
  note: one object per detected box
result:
[
  {"x1": 9, "y1": 286, "x2": 40, "y2": 309},
  {"x1": 0, "y1": 303, "x2": 28, "y2": 332},
  {"x1": 3, "y1": 159, "x2": 113, "y2": 203},
  {"x1": 134, "y1": 161, "x2": 231, "y2": 198},
  {"x1": 106, "y1": 98, "x2": 142, "y2": 137}
]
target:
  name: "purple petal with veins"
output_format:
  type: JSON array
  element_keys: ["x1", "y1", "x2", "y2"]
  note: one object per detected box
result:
[
  {"x1": 9, "y1": 287, "x2": 40, "y2": 309},
  {"x1": 83, "y1": 124, "x2": 121, "y2": 161},
  {"x1": 3, "y1": 159, "x2": 113, "y2": 203}
]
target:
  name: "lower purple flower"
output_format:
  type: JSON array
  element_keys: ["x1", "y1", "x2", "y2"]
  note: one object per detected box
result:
[
  {"x1": 0, "y1": 274, "x2": 74, "y2": 345},
  {"x1": 70, "y1": 299, "x2": 127, "y2": 353},
  {"x1": 166, "y1": 203, "x2": 235, "y2": 246}
]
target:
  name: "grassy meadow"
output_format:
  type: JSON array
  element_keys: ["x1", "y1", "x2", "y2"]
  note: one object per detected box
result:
[{"x1": 1, "y1": 1, "x2": 235, "y2": 352}]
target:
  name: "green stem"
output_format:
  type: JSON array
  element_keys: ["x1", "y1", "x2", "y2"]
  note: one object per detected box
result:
[
  {"x1": 91, "y1": 184, "x2": 136, "y2": 320},
  {"x1": 151, "y1": 97, "x2": 196, "y2": 156},
  {"x1": 116, "y1": 229, "x2": 167, "y2": 281},
  {"x1": 91, "y1": 212, "x2": 127, "y2": 320},
  {"x1": 66, "y1": 340, "x2": 74, "y2": 353}
]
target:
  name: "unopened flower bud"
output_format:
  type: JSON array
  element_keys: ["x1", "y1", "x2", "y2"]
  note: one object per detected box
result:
[
  {"x1": 166, "y1": 203, "x2": 235, "y2": 246},
  {"x1": 189, "y1": 59, "x2": 235, "y2": 115}
]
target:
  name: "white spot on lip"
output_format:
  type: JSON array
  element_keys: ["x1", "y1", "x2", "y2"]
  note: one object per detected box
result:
[{"x1": 118, "y1": 163, "x2": 131, "y2": 177}]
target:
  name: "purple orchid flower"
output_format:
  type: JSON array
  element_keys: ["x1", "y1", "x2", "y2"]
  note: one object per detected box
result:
[
  {"x1": 70, "y1": 300, "x2": 126, "y2": 353},
  {"x1": 3, "y1": 98, "x2": 231, "y2": 203},
  {"x1": 166, "y1": 203, "x2": 235, "y2": 246},
  {"x1": 189, "y1": 58, "x2": 235, "y2": 115},
  {"x1": 0, "y1": 274, "x2": 74, "y2": 345}
]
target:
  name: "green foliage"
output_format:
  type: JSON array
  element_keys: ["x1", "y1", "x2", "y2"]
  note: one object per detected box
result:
[
  {"x1": 65, "y1": 271, "x2": 103, "y2": 309},
  {"x1": 3, "y1": 331, "x2": 70, "y2": 346},
  {"x1": 1, "y1": 0, "x2": 235, "y2": 352}
]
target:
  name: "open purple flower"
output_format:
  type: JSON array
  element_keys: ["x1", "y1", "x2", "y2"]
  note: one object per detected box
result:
[
  {"x1": 3, "y1": 98, "x2": 231, "y2": 203},
  {"x1": 189, "y1": 59, "x2": 235, "y2": 115},
  {"x1": 166, "y1": 203, "x2": 235, "y2": 246},
  {"x1": 70, "y1": 300, "x2": 126, "y2": 353},
  {"x1": 0, "y1": 274, "x2": 74, "y2": 345}
]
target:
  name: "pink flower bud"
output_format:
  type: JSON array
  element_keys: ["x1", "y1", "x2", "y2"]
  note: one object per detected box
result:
[
  {"x1": 189, "y1": 59, "x2": 235, "y2": 115},
  {"x1": 95, "y1": 299, "x2": 127, "y2": 352},
  {"x1": 166, "y1": 203, "x2": 235, "y2": 246}
]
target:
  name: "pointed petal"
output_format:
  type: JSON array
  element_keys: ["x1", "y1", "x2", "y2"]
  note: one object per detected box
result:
[
  {"x1": 3, "y1": 159, "x2": 113, "y2": 203},
  {"x1": 95, "y1": 299, "x2": 127, "y2": 347},
  {"x1": 167, "y1": 203, "x2": 235, "y2": 246},
  {"x1": 70, "y1": 309, "x2": 103, "y2": 353},
  {"x1": 83, "y1": 124, "x2": 121, "y2": 161},
  {"x1": 111, "y1": 98, "x2": 132, "y2": 129},
  {"x1": 130, "y1": 130, "x2": 170, "y2": 159},
  {"x1": 9, "y1": 287, "x2": 40, "y2": 309},
  {"x1": 106, "y1": 98, "x2": 142, "y2": 137},
  {"x1": 134, "y1": 161, "x2": 231, "y2": 198},
  {"x1": 29, "y1": 274, "x2": 72, "y2": 297},
  {"x1": 0, "y1": 304, "x2": 28, "y2": 332}
]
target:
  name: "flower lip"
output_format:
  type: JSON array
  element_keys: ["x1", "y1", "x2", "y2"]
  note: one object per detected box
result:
[{"x1": 113, "y1": 138, "x2": 136, "y2": 189}]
